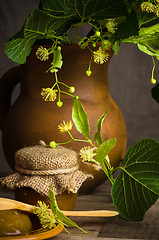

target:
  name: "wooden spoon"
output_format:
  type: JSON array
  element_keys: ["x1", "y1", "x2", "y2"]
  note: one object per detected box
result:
[{"x1": 0, "y1": 197, "x2": 118, "y2": 217}]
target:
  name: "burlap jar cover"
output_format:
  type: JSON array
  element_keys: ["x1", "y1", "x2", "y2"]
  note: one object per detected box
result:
[{"x1": 0, "y1": 144, "x2": 93, "y2": 198}]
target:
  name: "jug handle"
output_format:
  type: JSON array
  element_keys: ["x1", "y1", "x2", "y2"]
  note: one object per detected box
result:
[{"x1": 0, "y1": 66, "x2": 21, "y2": 130}]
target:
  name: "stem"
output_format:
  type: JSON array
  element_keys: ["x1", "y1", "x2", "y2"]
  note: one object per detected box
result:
[
  {"x1": 60, "y1": 90, "x2": 75, "y2": 98},
  {"x1": 88, "y1": 21, "x2": 99, "y2": 32},
  {"x1": 87, "y1": 45, "x2": 94, "y2": 54},
  {"x1": 145, "y1": 43, "x2": 157, "y2": 54},
  {"x1": 67, "y1": 131, "x2": 74, "y2": 141},
  {"x1": 52, "y1": 82, "x2": 57, "y2": 89},
  {"x1": 104, "y1": 156, "x2": 115, "y2": 185},
  {"x1": 58, "y1": 81, "x2": 70, "y2": 89},
  {"x1": 88, "y1": 53, "x2": 93, "y2": 71},
  {"x1": 151, "y1": 56, "x2": 156, "y2": 78},
  {"x1": 71, "y1": 26, "x2": 81, "y2": 44},
  {"x1": 56, "y1": 140, "x2": 73, "y2": 146},
  {"x1": 46, "y1": 34, "x2": 67, "y2": 42},
  {"x1": 122, "y1": 34, "x2": 159, "y2": 44},
  {"x1": 55, "y1": 72, "x2": 61, "y2": 101},
  {"x1": 67, "y1": 131, "x2": 96, "y2": 147},
  {"x1": 74, "y1": 138, "x2": 94, "y2": 144}
]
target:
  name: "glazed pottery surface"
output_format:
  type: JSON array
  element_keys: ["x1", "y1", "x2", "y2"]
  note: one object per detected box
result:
[
  {"x1": 0, "y1": 224, "x2": 63, "y2": 240},
  {"x1": 0, "y1": 44, "x2": 127, "y2": 192}
]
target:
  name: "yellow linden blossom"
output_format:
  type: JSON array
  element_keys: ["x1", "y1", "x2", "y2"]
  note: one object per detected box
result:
[
  {"x1": 155, "y1": 4, "x2": 159, "y2": 16},
  {"x1": 41, "y1": 88, "x2": 58, "y2": 101},
  {"x1": 93, "y1": 47, "x2": 109, "y2": 64},
  {"x1": 36, "y1": 46, "x2": 49, "y2": 61},
  {"x1": 58, "y1": 121, "x2": 73, "y2": 133},
  {"x1": 140, "y1": 2, "x2": 156, "y2": 13},
  {"x1": 106, "y1": 19, "x2": 117, "y2": 33},
  {"x1": 79, "y1": 146, "x2": 96, "y2": 163}
]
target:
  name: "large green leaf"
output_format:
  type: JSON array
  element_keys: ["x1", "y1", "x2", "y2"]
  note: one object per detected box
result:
[
  {"x1": 151, "y1": 83, "x2": 159, "y2": 103},
  {"x1": 115, "y1": 9, "x2": 139, "y2": 41},
  {"x1": 4, "y1": 8, "x2": 69, "y2": 64},
  {"x1": 75, "y1": 0, "x2": 128, "y2": 20},
  {"x1": 41, "y1": 0, "x2": 76, "y2": 18},
  {"x1": 4, "y1": 36, "x2": 36, "y2": 64},
  {"x1": 25, "y1": 8, "x2": 67, "y2": 38},
  {"x1": 41, "y1": 0, "x2": 65, "y2": 14},
  {"x1": 111, "y1": 138, "x2": 159, "y2": 221},
  {"x1": 72, "y1": 99, "x2": 90, "y2": 139}
]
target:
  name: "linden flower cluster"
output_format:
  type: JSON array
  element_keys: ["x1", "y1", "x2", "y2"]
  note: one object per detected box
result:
[
  {"x1": 36, "y1": 46, "x2": 49, "y2": 61},
  {"x1": 41, "y1": 88, "x2": 58, "y2": 102},
  {"x1": 58, "y1": 121, "x2": 73, "y2": 133},
  {"x1": 105, "y1": 19, "x2": 117, "y2": 34},
  {"x1": 36, "y1": 46, "x2": 77, "y2": 107},
  {"x1": 79, "y1": 146, "x2": 97, "y2": 163},
  {"x1": 49, "y1": 120, "x2": 98, "y2": 164},
  {"x1": 34, "y1": 201, "x2": 56, "y2": 230},
  {"x1": 140, "y1": 1, "x2": 159, "y2": 16},
  {"x1": 93, "y1": 47, "x2": 109, "y2": 64}
]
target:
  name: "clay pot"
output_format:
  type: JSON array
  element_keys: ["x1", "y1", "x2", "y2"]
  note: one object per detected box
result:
[{"x1": 0, "y1": 44, "x2": 127, "y2": 192}]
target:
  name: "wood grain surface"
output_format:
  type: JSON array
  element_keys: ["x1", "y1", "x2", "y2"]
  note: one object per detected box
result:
[{"x1": 0, "y1": 173, "x2": 159, "y2": 240}]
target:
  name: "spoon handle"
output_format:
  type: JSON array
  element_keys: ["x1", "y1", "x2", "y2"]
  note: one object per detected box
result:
[
  {"x1": 0, "y1": 197, "x2": 118, "y2": 217},
  {"x1": 62, "y1": 210, "x2": 118, "y2": 217}
]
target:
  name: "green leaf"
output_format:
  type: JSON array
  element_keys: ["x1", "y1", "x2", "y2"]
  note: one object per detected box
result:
[
  {"x1": 138, "y1": 24, "x2": 159, "y2": 49},
  {"x1": 115, "y1": 9, "x2": 139, "y2": 41},
  {"x1": 137, "y1": 44, "x2": 159, "y2": 57},
  {"x1": 4, "y1": 8, "x2": 72, "y2": 64},
  {"x1": 51, "y1": 47, "x2": 63, "y2": 69},
  {"x1": 72, "y1": 99, "x2": 90, "y2": 139},
  {"x1": 25, "y1": 8, "x2": 68, "y2": 38},
  {"x1": 151, "y1": 83, "x2": 159, "y2": 103},
  {"x1": 75, "y1": 0, "x2": 128, "y2": 20},
  {"x1": 4, "y1": 36, "x2": 36, "y2": 64},
  {"x1": 123, "y1": 0, "x2": 134, "y2": 13},
  {"x1": 95, "y1": 138, "x2": 116, "y2": 165},
  {"x1": 41, "y1": 0, "x2": 65, "y2": 14},
  {"x1": 138, "y1": 14, "x2": 159, "y2": 28},
  {"x1": 93, "y1": 108, "x2": 109, "y2": 146},
  {"x1": 112, "y1": 41, "x2": 120, "y2": 55},
  {"x1": 49, "y1": 186, "x2": 87, "y2": 233},
  {"x1": 41, "y1": 0, "x2": 76, "y2": 18},
  {"x1": 111, "y1": 138, "x2": 159, "y2": 221}
]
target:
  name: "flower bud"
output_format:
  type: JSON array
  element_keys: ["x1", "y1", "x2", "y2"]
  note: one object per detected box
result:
[
  {"x1": 57, "y1": 46, "x2": 61, "y2": 51},
  {"x1": 49, "y1": 141, "x2": 56, "y2": 148},
  {"x1": 56, "y1": 101, "x2": 63, "y2": 107},
  {"x1": 95, "y1": 31, "x2": 101, "y2": 37},
  {"x1": 86, "y1": 70, "x2": 92, "y2": 76},
  {"x1": 92, "y1": 43, "x2": 96, "y2": 48},
  {"x1": 151, "y1": 78, "x2": 156, "y2": 84},
  {"x1": 69, "y1": 86, "x2": 75, "y2": 93}
]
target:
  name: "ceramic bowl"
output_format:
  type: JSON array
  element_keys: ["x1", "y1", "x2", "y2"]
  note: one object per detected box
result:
[{"x1": 0, "y1": 224, "x2": 63, "y2": 240}]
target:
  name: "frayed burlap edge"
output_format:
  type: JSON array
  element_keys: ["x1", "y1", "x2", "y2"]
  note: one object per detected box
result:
[{"x1": 0, "y1": 170, "x2": 93, "y2": 197}]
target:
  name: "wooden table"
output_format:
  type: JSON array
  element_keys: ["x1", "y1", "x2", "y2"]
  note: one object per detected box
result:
[{"x1": 0, "y1": 173, "x2": 159, "y2": 240}]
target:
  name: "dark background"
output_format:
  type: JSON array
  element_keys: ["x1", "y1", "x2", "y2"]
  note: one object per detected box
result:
[{"x1": 0, "y1": 0, "x2": 159, "y2": 173}]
